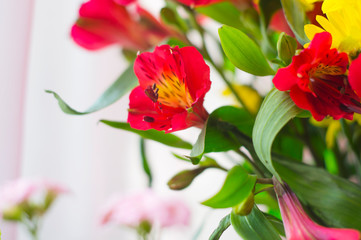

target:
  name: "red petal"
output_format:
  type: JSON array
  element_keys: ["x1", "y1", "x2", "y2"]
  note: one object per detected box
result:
[
  {"x1": 349, "y1": 55, "x2": 361, "y2": 97},
  {"x1": 308, "y1": 32, "x2": 332, "y2": 58},
  {"x1": 128, "y1": 87, "x2": 171, "y2": 131},
  {"x1": 71, "y1": 25, "x2": 116, "y2": 50},
  {"x1": 289, "y1": 86, "x2": 325, "y2": 121},
  {"x1": 179, "y1": 47, "x2": 211, "y2": 102},
  {"x1": 273, "y1": 65, "x2": 298, "y2": 91}
]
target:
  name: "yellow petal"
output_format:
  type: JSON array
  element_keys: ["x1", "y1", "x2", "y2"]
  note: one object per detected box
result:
[
  {"x1": 223, "y1": 85, "x2": 261, "y2": 114},
  {"x1": 304, "y1": 23, "x2": 324, "y2": 41}
]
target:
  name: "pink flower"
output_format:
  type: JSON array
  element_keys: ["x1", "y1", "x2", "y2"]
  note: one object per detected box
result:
[
  {"x1": 71, "y1": 0, "x2": 169, "y2": 51},
  {"x1": 274, "y1": 179, "x2": 360, "y2": 240},
  {"x1": 128, "y1": 45, "x2": 211, "y2": 133},
  {"x1": 99, "y1": 189, "x2": 190, "y2": 228},
  {"x1": 0, "y1": 178, "x2": 68, "y2": 219}
]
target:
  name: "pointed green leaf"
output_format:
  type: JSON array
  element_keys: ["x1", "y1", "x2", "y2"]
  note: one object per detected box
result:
[
  {"x1": 252, "y1": 88, "x2": 302, "y2": 180},
  {"x1": 231, "y1": 206, "x2": 282, "y2": 240},
  {"x1": 202, "y1": 166, "x2": 257, "y2": 208},
  {"x1": 274, "y1": 157, "x2": 361, "y2": 231},
  {"x1": 100, "y1": 120, "x2": 192, "y2": 149},
  {"x1": 219, "y1": 25, "x2": 275, "y2": 76},
  {"x1": 209, "y1": 214, "x2": 231, "y2": 240},
  {"x1": 196, "y1": 2, "x2": 243, "y2": 29},
  {"x1": 190, "y1": 106, "x2": 254, "y2": 164},
  {"x1": 46, "y1": 64, "x2": 137, "y2": 115},
  {"x1": 281, "y1": 0, "x2": 309, "y2": 45}
]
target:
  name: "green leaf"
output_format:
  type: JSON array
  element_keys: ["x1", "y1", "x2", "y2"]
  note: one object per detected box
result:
[
  {"x1": 252, "y1": 88, "x2": 302, "y2": 180},
  {"x1": 196, "y1": 2, "x2": 243, "y2": 29},
  {"x1": 100, "y1": 120, "x2": 192, "y2": 149},
  {"x1": 46, "y1": 64, "x2": 137, "y2": 115},
  {"x1": 219, "y1": 25, "x2": 275, "y2": 76},
  {"x1": 231, "y1": 206, "x2": 282, "y2": 240},
  {"x1": 209, "y1": 214, "x2": 231, "y2": 240},
  {"x1": 202, "y1": 166, "x2": 257, "y2": 208},
  {"x1": 190, "y1": 106, "x2": 254, "y2": 163},
  {"x1": 274, "y1": 157, "x2": 361, "y2": 231},
  {"x1": 281, "y1": 0, "x2": 309, "y2": 45},
  {"x1": 263, "y1": 213, "x2": 285, "y2": 237},
  {"x1": 273, "y1": 135, "x2": 304, "y2": 161}
]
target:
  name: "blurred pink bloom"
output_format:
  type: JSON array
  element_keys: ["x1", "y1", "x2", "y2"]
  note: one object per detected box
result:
[
  {"x1": 0, "y1": 178, "x2": 68, "y2": 214},
  {"x1": 71, "y1": 0, "x2": 169, "y2": 51},
  {"x1": 100, "y1": 189, "x2": 190, "y2": 228},
  {"x1": 274, "y1": 180, "x2": 360, "y2": 240},
  {"x1": 113, "y1": 0, "x2": 136, "y2": 5}
]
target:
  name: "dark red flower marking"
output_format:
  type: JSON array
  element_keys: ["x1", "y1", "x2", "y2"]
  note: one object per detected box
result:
[
  {"x1": 128, "y1": 45, "x2": 211, "y2": 133},
  {"x1": 71, "y1": 0, "x2": 169, "y2": 51},
  {"x1": 273, "y1": 32, "x2": 361, "y2": 121}
]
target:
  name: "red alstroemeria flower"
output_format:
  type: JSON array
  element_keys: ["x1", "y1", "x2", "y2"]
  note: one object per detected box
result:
[
  {"x1": 274, "y1": 179, "x2": 360, "y2": 240},
  {"x1": 71, "y1": 0, "x2": 169, "y2": 51},
  {"x1": 128, "y1": 45, "x2": 211, "y2": 133},
  {"x1": 273, "y1": 32, "x2": 361, "y2": 121}
]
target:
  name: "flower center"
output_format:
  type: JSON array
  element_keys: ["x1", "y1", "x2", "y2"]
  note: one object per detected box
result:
[{"x1": 145, "y1": 70, "x2": 193, "y2": 109}]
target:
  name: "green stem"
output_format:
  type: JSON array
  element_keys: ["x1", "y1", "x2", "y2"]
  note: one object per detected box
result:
[
  {"x1": 140, "y1": 138, "x2": 153, "y2": 188},
  {"x1": 184, "y1": 6, "x2": 252, "y2": 114},
  {"x1": 235, "y1": 149, "x2": 265, "y2": 177},
  {"x1": 22, "y1": 217, "x2": 39, "y2": 240},
  {"x1": 332, "y1": 140, "x2": 347, "y2": 178}
]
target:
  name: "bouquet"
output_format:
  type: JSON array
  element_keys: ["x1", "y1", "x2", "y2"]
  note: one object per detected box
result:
[{"x1": 5, "y1": 0, "x2": 361, "y2": 239}]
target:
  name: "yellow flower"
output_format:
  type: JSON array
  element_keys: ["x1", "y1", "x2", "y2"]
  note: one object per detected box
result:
[
  {"x1": 304, "y1": 0, "x2": 361, "y2": 55},
  {"x1": 223, "y1": 85, "x2": 261, "y2": 114}
]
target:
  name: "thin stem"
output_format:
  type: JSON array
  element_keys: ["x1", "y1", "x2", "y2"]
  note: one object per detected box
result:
[
  {"x1": 140, "y1": 138, "x2": 153, "y2": 188},
  {"x1": 256, "y1": 178, "x2": 274, "y2": 184},
  {"x1": 235, "y1": 149, "x2": 265, "y2": 177},
  {"x1": 22, "y1": 217, "x2": 39, "y2": 240},
  {"x1": 184, "y1": 6, "x2": 252, "y2": 114}
]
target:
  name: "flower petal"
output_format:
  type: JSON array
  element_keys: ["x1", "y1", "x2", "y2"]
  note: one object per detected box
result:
[
  {"x1": 179, "y1": 46, "x2": 211, "y2": 101},
  {"x1": 349, "y1": 55, "x2": 361, "y2": 97},
  {"x1": 128, "y1": 86, "x2": 173, "y2": 132}
]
